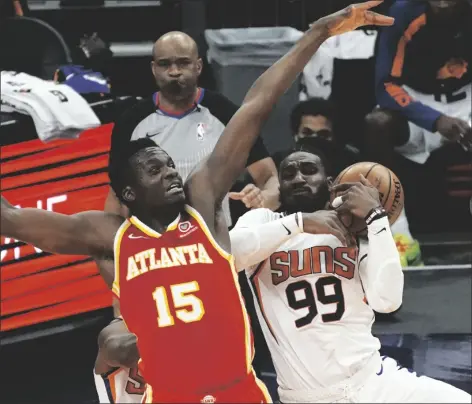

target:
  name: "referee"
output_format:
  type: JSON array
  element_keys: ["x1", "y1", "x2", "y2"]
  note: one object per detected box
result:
[{"x1": 106, "y1": 31, "x2": 280, "y2": 224}]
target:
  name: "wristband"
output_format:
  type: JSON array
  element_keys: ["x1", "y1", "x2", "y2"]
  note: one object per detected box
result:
[{"x1": 365, "y1": 206, "x2": 387, "y2": 225}]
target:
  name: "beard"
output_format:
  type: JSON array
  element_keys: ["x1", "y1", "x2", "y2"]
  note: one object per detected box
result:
[
  {"x1": 280, "y1": 180, "x2": 330, "y2": 214},
  {"x1": 160, "y1": 79, "x2": 195, "y2": 100}
]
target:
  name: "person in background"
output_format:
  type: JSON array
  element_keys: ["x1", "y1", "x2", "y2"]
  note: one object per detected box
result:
[
  {"x1": 365, "y1": 0, "x2": 472, "y2": 266},
  {"x1": 272, "y1": 97, "x2": 359, "y2": 175},
  {"x1": 106, "y1": 31, "x2": 280, "y2": 223}
]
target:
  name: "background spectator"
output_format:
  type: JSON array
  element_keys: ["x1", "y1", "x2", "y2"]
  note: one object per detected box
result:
[
  {"x1": 364, "y1": 0, "x2": 472, "y2": 266},
  {"x1": 272, "y1": 97, "x2": 358, "y2": 175}
]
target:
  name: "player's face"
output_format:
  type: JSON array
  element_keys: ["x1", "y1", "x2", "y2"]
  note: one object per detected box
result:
[
  {"x1": 151, "y1": 43, "x2": 202, "y2": 101},
  {"x1": 125, "y1": 147, "x2": 185, "y2": 209},
  {"x1": 279, "y1": 151, "x2": 329, "y2": 213}
]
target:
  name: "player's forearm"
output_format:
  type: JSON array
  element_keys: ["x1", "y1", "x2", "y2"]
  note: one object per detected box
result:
[
  {"x1": 103, "y1": 334, "x2": 140, "y2": 369},
  {"x1": 377, "y1": 84, "x2": 442, "y2": 131},
  {"x1": 1, "y1": 196, "x2": 16, "y2": 236},
  {"x1": 361, "y1": 217, "x2": 404, "y2": 313},
  {"x1": 243, "y1": 24, "x2": 330, "y2": 114},
  {"x1": 230, "y1": 213, "x2": 303, "y2": 271}
]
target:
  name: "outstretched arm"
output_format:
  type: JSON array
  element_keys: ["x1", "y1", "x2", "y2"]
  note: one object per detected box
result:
[
  {"x1": 1, "y1": 196, "x2": 119, "y2": 258},
  {"x1": 188, "y1": 1, "x2": 394, "y2": 209}
]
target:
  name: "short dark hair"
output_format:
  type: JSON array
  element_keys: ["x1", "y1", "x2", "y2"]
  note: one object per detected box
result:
[
  {"x1": 290, "y1": 98, "x2": 336, "y2": 135},
  {"x1": 108, "y1": 138, "x2": 158, "y2": 203}
]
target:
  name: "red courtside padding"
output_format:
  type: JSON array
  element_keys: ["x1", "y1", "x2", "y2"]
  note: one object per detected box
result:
[{"x1": 1, "y1": 124, "x2": 114, "y2": 331}]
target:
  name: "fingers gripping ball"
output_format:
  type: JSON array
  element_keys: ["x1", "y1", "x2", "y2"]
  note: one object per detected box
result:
[{"x1": 330, "y1": 162, "x2": 404, "y2": 233}]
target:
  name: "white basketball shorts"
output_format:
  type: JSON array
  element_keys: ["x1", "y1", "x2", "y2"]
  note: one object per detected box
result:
[
  {"x1": 395, "y1": 84, "x2": 471, "y2": 165},
  {"x1": 336, "y1": 356, "x2": 471, "y2": 403}
]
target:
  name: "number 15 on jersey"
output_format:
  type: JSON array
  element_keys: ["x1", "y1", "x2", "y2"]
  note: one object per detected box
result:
[{"x1": 153, "y1": 281, "x2": 205, "y2": 327}]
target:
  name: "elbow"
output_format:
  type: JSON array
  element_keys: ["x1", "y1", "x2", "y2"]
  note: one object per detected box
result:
[
  {"x1": 373, "y1": 296, "x2": 403, "y2": 314},
  {"x1": 230, "y1": 228, "x2": 260, "y2": 271},
  {"x1": 242, "y1": 93, "x2": 276, "y2": 121},
  {"x1": 368, "y1": 266, "x2": 404, "y2": 313},
  {"x1": 369, "y1": 293, "x2": 403, "y2": 313}
]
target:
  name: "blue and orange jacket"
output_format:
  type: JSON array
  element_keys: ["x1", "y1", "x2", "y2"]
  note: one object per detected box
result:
[{"x1": 375, "y1": 0, "x2": 471, "y2": 132}]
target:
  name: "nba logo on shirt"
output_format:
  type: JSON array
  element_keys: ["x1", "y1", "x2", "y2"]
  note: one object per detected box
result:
[
  {"x1": 178, "y1": 221, "x2": 197, "y2": 237},
  {"x1": 196, "y1": 123, "x2": 206, "y2": 141}
]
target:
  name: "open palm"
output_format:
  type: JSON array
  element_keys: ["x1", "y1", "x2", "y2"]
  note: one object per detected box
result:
[{"x1": 319, "y1": 1, "x2": 394, "y2": 37}]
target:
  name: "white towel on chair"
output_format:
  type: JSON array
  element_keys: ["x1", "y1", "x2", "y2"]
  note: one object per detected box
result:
[{"x1": 1, "y1": 71, "x2": 100, "y2": 142}]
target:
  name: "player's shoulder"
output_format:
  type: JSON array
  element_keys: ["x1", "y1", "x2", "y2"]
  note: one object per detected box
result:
[{"x1": 234, "y1": 208, "x2": 283, "y2": 228}]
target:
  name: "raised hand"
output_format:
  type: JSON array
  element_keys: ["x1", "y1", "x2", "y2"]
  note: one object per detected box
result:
[
  {"x1": 435, "y1": 115, "x2": 472, "y2": 151},
  {"x1": 229, "y1": 184, "x2": 265, "y2": 209},
  {"x1": 329, "y1": 175, "x2": 381, "y2": 219},
  {"x1": 317, "y1": 1, "x2": 394, "y2": 37}
]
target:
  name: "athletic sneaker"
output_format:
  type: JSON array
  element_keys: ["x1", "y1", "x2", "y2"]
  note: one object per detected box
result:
[{"x1": 394, "y1": 234, "x2": 424, "y2": 267}]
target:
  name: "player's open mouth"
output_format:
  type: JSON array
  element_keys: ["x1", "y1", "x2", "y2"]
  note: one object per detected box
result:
[{"x1": 167, "y1": 182, "x2": 184, "y2": 194}]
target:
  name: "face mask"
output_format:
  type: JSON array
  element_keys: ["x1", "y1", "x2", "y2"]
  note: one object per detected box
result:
[
  {"x1": 296, "y1": 135, "x2": 338, "y2": 156},
  {"x1": 295, "y1": 129, "x2": 333, "y2": 143}
]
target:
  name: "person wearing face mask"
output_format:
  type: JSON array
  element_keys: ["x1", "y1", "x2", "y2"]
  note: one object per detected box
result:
[{"x1": 272, "y1": 97, "x2": 359, "y2": 175}]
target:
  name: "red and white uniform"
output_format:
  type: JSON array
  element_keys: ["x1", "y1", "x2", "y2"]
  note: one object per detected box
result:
[
  {"x1": 94, "y1": 365, "x2": 146, "y2": 403},
  {"x1": 112, "y1": 205, "x2": 271, "y2": 403}
]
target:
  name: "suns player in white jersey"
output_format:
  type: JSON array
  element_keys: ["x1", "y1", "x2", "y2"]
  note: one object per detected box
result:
[
  {"x1": 230, "y1": 149, "x2": 471, "y2": 403},
  {"x1": 94, "y1": 314, "x2": 146, "y2": 403}
]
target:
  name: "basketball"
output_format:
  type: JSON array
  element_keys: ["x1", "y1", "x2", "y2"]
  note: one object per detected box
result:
[{"x1": 330, "y1": 162, "x2": 404, "y2": 234}]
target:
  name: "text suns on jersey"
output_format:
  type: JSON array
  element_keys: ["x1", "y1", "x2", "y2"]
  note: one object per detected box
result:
[
  {"x1": 265, "y1": 246, "x2": 360, "y2": 327},
  {"x1": 271, "y1": 245, "x2": 358, "y2": 285}
]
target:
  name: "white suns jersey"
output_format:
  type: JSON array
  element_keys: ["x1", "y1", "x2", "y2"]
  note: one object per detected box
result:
[
  {"x1": 94, "y1": 366, "x2": 146, "y2": 403},
  {"x1": 241, "y1": 209, "x2": 381, "y2": 391}
]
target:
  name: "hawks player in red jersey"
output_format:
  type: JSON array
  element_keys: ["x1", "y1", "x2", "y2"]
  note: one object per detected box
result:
[{"x1": 0, "y1": 3, "x2": 393, "y2": 402}]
